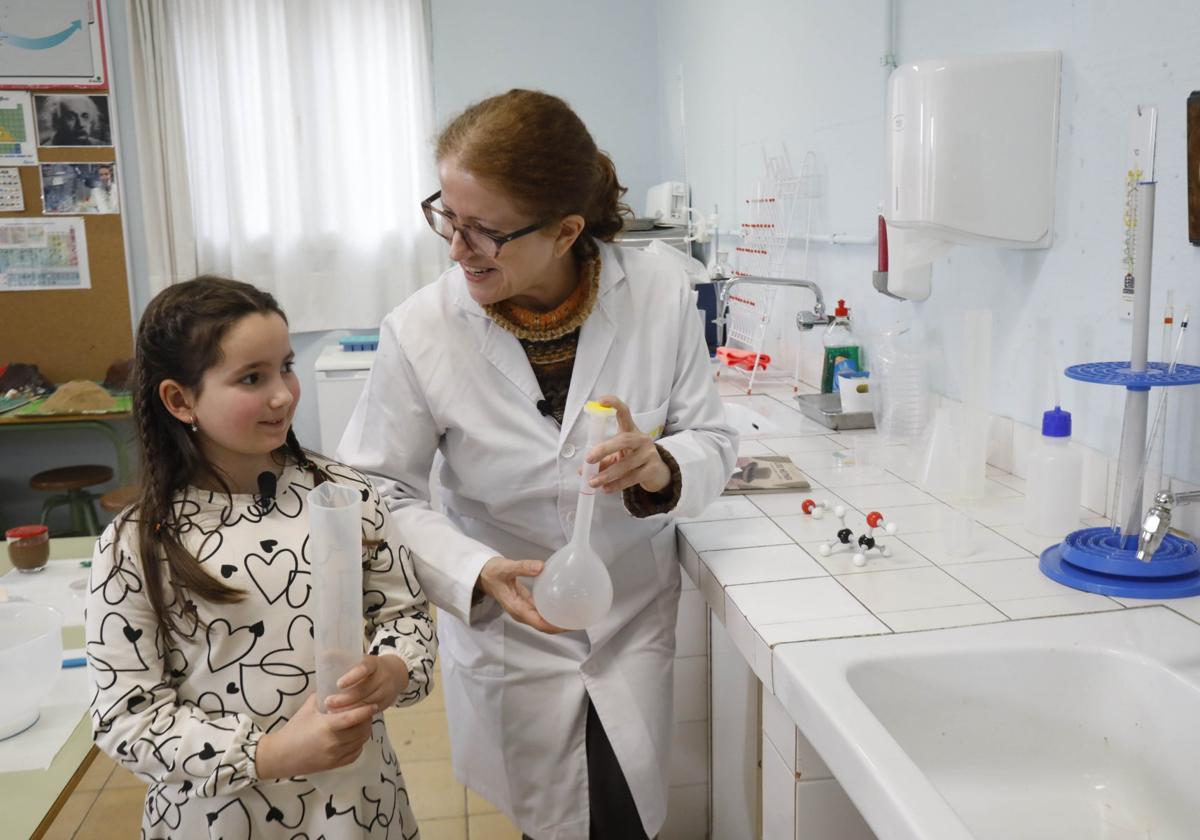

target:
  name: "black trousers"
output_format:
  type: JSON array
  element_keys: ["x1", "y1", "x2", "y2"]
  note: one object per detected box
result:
[{"x1": 522, "y1": 699, "x2": 650, "y2": 840}]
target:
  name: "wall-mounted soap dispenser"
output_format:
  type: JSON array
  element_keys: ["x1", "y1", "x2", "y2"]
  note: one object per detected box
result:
[{"x1": 881, "y1": 50, "x2": 1062, "y2": 300}]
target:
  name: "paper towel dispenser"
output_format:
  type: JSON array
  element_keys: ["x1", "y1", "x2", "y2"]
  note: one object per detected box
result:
[{"x1": 882, "y1": 50, "x2": 1062, "y2": 300}]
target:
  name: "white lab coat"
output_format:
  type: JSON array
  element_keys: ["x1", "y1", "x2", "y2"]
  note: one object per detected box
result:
[{"x1": 339, "y1": 240, "x2": 737, "y2": 839}]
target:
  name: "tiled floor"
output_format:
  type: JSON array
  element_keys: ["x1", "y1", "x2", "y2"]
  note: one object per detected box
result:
[{"x1": 43, "y1": 662, "x2": 522, "y2": 840}]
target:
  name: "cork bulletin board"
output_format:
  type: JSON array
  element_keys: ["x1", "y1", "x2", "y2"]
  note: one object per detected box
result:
[
  {"x1": 0, "y1": 0, "x2": 132, "y2": 383},
  {"x1": 1, "y1": 155, "x2": 132, "y2": 382}
]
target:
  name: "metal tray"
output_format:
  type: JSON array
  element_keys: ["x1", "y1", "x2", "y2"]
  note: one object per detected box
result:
[
  {"x1": 794, "y1": 392, "x2": 875, "y2": 431},
  {"x1": 622, "y1": 217, "x2": 658, "y2": 231}
]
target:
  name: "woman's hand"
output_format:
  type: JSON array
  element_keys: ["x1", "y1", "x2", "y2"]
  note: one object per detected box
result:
[
  {"x1": 586, "y1": 395, "x2": 671, "y2": 494},
  {"x1": 477, "y1": 556, "x2": 565, "y2": 634},
  {"x1": 325, "y1": 654, "x2": 410, "y2": 713},
  {"x1": 254, "y1": 694, "x2": 375, "y2": 779}
]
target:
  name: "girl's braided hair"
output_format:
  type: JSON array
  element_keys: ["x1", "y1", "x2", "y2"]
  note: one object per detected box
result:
[{"x1": 123, "y1": 275, "x2": 325, "y2": 643}]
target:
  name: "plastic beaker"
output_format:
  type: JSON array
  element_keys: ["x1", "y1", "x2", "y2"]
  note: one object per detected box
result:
[
  {"x1": 941, "y1": 508, "x2": 977, "y2": 559},
  {"x1": 919, "y1": 405, "x2": 970, "y2": 498}
]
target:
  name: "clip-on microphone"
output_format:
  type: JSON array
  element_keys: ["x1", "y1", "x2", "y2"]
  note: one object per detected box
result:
[{"x1": 256, "y1": 471, "x2": 278, "y2": 513}]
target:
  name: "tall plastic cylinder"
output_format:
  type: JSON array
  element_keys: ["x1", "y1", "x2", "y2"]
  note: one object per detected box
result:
[{"x1": 308, "y1": 482, "x2": 364, "y2": 711}]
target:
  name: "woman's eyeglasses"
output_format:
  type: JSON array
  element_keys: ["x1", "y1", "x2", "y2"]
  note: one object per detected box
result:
[{"x1": 421, "y1": 191, "x2": 546, "y2": 259}]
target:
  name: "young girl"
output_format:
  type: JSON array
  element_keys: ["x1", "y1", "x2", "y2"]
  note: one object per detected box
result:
[{"x1": 86, "y1": 276, "x2": 436, "y2": 839}]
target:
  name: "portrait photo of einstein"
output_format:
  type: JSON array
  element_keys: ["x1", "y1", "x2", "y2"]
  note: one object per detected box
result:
[{"x1": 34, "y1": 94, "x2": 112, "y2": 147}]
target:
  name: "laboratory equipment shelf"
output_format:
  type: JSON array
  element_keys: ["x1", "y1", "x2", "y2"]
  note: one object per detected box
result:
[
  {"x1": 1040, "y1": 528, "x2": 1200, "y2": 599},
  {"x1": 1064, "y1": 361, "x2": 1200, "y2": 391}
]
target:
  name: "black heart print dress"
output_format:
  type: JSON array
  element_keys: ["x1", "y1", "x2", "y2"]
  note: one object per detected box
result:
[{"x1": 85, "y1": 457, "x2": 437, "y2": 839}]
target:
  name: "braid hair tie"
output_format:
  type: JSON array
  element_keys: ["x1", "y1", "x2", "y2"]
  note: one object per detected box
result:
[{"x1": 297, "y1": 455, "x2": 328, "y2": 485}]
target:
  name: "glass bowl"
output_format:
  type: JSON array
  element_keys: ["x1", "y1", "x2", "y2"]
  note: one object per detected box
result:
[{"x1": 0, "y1": 602, "x2": 63, "y2": 739}]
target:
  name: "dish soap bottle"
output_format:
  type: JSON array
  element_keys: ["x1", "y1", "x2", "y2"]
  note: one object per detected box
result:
[
  {"x1": 1024, "y1": 406, "x2": 1083, "y2": 537},
  {"x1": 533, "y1": 401, "x2": 616, "y2": 629},
  {"x1": 821, "y1": 299, "x2": 861, "y2": 393}
]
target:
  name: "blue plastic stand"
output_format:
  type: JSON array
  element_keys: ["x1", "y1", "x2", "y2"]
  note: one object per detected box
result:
[
  {"x1": 1037, "y1": 360, "x2": 1200, "y2": 599},
  {"x1": 1040, "y1": 528, "x2": 1200, "y2": 599},
  {"x1": 1065, "y1": 361, "x2": 1200, "y2": 391}
]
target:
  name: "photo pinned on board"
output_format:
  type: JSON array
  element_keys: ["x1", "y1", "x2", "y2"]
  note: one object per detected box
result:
[
  {"x1": 39, "y1": 162, "x2": 119, "y2": 215},
  {"x1": 33, "y1": 94, "x2": 112, "y2": 147}
]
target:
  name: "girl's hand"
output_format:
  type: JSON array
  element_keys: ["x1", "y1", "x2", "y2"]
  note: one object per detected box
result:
[
  {"x1": 255, "y1": 694, "x2": 375, "y2": 779},
  {"x1": 586, "y1": 396, "x2": 671, "y2": 494},
  {"x1": 477, "y1": 556, "x2": 566, "y2": 634},
  {"x1": 325, "y1": 655, "x2": 410, "y2": 713}
]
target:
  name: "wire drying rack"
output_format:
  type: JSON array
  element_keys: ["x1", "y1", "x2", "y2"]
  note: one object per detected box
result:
[{"x1": 717, "y1": 147, "x2": 818, "y2": 394}]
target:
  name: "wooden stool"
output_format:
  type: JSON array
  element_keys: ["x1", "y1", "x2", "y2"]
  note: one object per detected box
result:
[
  {"x1": 99, "y1": 485, "x2": 139, "y2": 514},
  {"x1": 30, "y1": 465, "x2": 113, "y2": 536}
]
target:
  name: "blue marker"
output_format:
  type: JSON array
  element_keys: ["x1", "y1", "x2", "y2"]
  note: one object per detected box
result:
[{"x1": 62, "y1": 657, "x2": 87, "y2": 669}]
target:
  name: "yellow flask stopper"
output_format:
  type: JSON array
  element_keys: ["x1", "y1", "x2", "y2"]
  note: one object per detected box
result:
[{"x1": 585, "y1": 400, "x2": 617, "y2": 416}]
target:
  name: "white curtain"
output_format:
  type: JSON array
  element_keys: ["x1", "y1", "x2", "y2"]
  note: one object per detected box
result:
[
  {"x1": 137, "y1": 0, "x2": 444, "y2": 331},
  {"x1": 127, "y1": 0, "x2": 199, "y2": 296}
]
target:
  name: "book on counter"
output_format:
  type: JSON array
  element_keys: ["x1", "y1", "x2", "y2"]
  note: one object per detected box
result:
[{"x1": 723, "y1": 454, "x2": 811, "y2": 495}]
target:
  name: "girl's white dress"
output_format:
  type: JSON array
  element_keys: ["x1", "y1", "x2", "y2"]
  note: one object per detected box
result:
[{"x1": 86, "y1": 458, "x2": 436, "y2": 839}]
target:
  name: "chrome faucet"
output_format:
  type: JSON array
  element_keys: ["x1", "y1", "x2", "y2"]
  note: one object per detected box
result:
[
  {"x1": 1136, "y1": 489, "x2": 1200, "y2": 562},
  {"x1": 712, "y1": 274, "x2": 828, "y2": 346}
]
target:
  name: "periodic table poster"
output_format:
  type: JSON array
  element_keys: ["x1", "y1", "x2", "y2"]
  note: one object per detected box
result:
[
  {"x1": 0, "y1": 92, "x2": 38, "y2": 165},
  {"x1": 0, "y1": 168, "x2": 24, "y2": 212},
  {"x1": 0, "y1": 217, "x2": 91, "y2": 291}
]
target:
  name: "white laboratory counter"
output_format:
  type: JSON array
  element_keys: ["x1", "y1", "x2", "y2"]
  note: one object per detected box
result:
[{"x1": 680, "y1": 384, "x2": 1200, "y2": 839}]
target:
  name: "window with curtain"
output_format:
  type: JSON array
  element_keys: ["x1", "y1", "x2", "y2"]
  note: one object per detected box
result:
[{"x1": 164, "y1": 0, "x2": 445, "y2": 331}]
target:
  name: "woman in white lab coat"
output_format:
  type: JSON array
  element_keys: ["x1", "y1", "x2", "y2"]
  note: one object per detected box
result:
[{"x1": 339, "y1": 89, "x2": 737, "y2": 840}]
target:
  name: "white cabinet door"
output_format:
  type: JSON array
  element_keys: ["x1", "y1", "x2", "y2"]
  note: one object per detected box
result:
[
  {"x1": 762, "y1": 732, "x2": 797, "y2": 840},
  {"x1": 710, "y1": 611, "x2": 760, "y2": 839}
]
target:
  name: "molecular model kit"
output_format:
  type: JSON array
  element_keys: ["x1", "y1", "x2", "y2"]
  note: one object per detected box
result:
[{"x1": 802, "y1": 499, "x2": 899, "y2": 568}]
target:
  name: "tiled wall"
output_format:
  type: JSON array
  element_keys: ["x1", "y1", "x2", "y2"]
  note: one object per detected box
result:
[{"x1": 977, "y1": 394, "x2": 1198, "y2": 539}]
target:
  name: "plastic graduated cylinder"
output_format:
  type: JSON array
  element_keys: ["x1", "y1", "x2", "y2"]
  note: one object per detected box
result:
[
  {"x1": 307, "y1": 481, "x2": 370, "y2": 795},
  {"x1": 308, "y1": 481, "x2": 365, "y2": 709},
  {"x1": 533, "y1": 402, "x2": 616, "y2": 630}
]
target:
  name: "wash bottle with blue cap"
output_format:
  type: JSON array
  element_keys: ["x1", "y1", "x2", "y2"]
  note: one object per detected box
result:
[{"x1": 1024, "y1": 405, "x2": 1084, "y2": 537}]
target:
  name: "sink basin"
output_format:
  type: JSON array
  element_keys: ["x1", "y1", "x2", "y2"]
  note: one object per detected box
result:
[
  {"x1": 722, "y1": 401, "x2": 783, "y2": 437},
  {"x1": 722, "y1": 395, "x2": 825, "y2": 438},
  {"x1": 772, "y1": 607, "x2": 1200, "y2": 840}
]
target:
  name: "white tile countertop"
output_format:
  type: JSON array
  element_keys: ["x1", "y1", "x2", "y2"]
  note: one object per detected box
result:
[{"x1": 681, "y1": 388, "x2": 1200, "y2": 695}]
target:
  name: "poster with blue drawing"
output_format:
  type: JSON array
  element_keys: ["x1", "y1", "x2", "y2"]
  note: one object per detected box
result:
[{"x1": 0, "y1": 0, "x2": 107, "y2": 89}]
